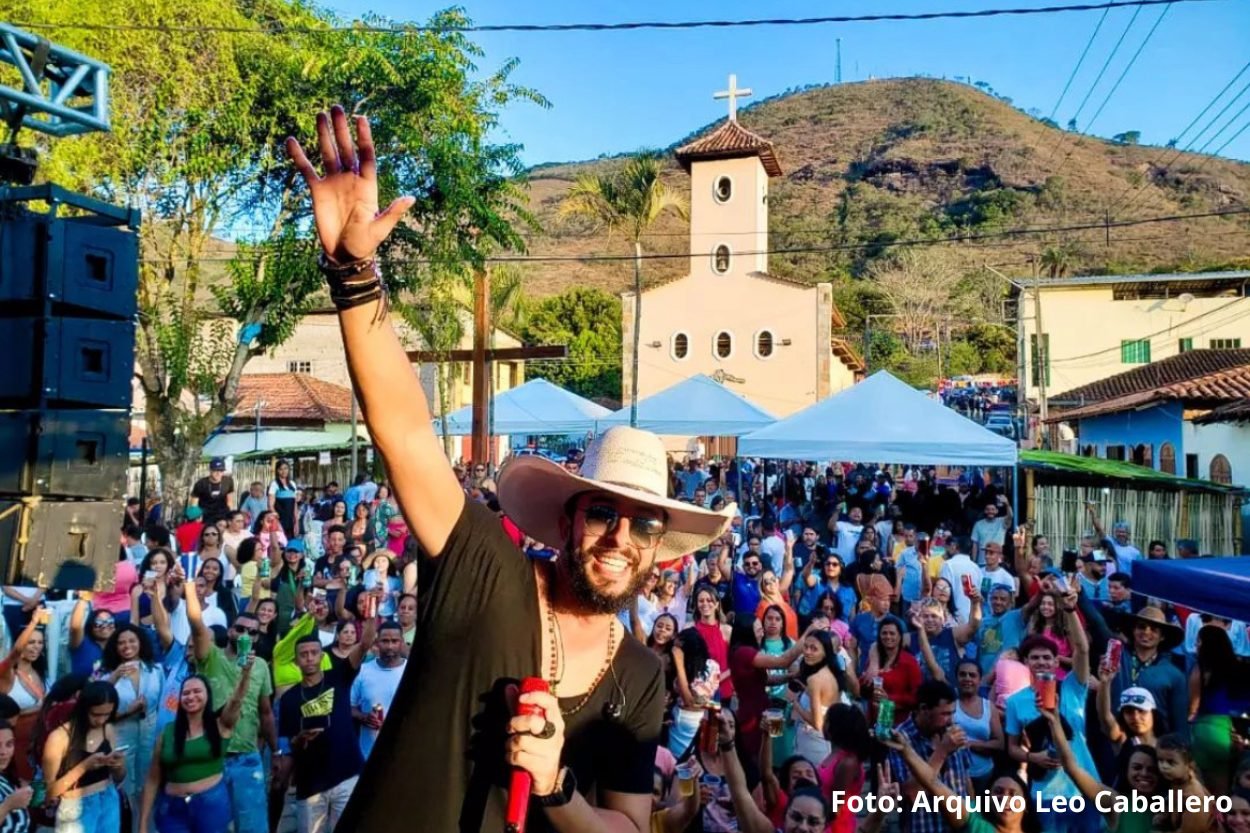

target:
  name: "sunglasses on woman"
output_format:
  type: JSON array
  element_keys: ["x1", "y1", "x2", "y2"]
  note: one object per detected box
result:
[{"x1": 580, "y1": 504, "x2": 666, "y2": 547}]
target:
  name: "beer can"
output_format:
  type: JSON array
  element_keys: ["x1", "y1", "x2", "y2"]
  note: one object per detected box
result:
[
  {"x1": 700, "y1": 704, "x2": 722, "y2": 755},
  {"x1": 873, "y1": 675, "x2": 884, "y2": 692},
  {"x1": 1104, "y1": 640, "x2": 1123, "y2": 675},
  {"x1": 1036, "y1": 672, "x2": 1057, "y2": 710},
  {"x1": 961, "y1": 574, "x2": 974, "y2": 596},
  {"x1": 258, "y1": 558, "x2": 271, "y2": 579},
  {"x1": 916, "y1": 533, "x2": 929, "y2": 557},
  {"x1": 980, "y1": 577, "x2": 992, "y2": 596},
  {"x1": 236, "y1": 633, "x2": 252, "y2": 666},
  {"x1": 372, "y1": 703, "x2": 385, "y2": 724},
  {"x1": 364, "y1": 592, "x2": 377, "y2": 620},
  {"x1": 875, "y1": 699, "x2": 896, "y2": 739}
]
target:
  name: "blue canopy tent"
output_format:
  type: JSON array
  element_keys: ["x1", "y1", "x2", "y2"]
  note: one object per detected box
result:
[
  {"x1": 1131, "y1": 557, "x2": 1250, "y2": 621},
  {"x1": 739, "y1": 371, "x2": 1018, "y2": 465},
  {"x1": 599, "y1": 374, "x2": 776, "y2": 436},
  {"x1": 436, "y1": 378, "x2": 611, "y2": 436}
]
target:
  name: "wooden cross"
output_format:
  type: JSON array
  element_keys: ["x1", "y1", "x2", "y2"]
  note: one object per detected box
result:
[
  {"x1": 406, "y1": 268, "x2": 567, "y2": 466},
  {"x1": 714, "y1": 74, "x2": 753, "y2": 121}
]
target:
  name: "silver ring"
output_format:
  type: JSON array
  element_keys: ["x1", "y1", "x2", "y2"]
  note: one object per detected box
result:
[{"x1": 535, "y1": 720, "x2": 556, "y2": 740}]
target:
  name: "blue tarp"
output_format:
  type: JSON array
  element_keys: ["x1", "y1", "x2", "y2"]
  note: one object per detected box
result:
[
  {"x1": 1131, "y1": 557, "x2": 1250, "y2": 621},
  {"x1": 738, "y1": 370, "x2": 1018, "y2": 465},
  {"x1": 600, "y1": 374, "x2": 776, "y2": 436},
  {"x1": 437, "y1": 378, "x2": 611, "y2": 436}
]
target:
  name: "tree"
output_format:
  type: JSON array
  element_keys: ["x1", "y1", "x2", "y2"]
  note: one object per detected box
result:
[
  {"x1": 23, "y1": 0, "x2": 544, "y2": 512},
  {"x1": 1112, "y1": 131, "x2": 1142, "y2": 145},
  {"x1": 521, "y1": 288, "x2": 622, "y2": 401},
  {"x1": 396, "y1": 287, "x2": 464, "y2": 455},
  {"x1": 867, "y1": 249, "x2": 962, "y2": 352},
  {"x1": 1039, "y1": 242, "x2": 1085, "y2": 278},
  {"x1": 558, "y1": 153, "x2": 687, "y2": 425}
]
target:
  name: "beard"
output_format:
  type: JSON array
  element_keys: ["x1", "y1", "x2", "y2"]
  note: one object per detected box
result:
[{"x1": 563, "y1": 536, "x2": 652, "y2": 615}]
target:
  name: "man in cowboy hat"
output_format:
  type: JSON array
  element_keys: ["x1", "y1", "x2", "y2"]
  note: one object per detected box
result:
[
  {"x1": 1108, "y1": 605, "x2": 1189, "y2": 741},
  {"x1": 286, "y1": 107, "x2": 735, "y2": 833}
]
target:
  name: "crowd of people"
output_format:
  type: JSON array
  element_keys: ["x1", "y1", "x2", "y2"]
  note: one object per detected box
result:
[{"x1": 4, "y1": 451, "x2": 1246, "y2": 833}]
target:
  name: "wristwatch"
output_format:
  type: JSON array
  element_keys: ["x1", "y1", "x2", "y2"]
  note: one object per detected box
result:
[{"x1": 537, "y1": 767, "x2": 577, "y2": 808}]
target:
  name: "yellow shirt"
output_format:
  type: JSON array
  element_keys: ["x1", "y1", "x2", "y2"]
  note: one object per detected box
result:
[{"x1": 239, "y1": 561, "x2": 272, "y2": 600}]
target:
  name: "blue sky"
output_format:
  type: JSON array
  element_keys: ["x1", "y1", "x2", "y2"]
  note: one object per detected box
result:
[{"x1": 327, "y1": 0, "x2": 1250, "y2": 166}]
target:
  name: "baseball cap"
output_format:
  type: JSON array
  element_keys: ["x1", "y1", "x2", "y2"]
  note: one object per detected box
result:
[
  {"x1": 209, "y1": 457, "x2": 226, "y2": 472},
  {"x1": 283, "y1": 539, "x2": 305, "y2": 553},
  {"x1": 185, "y1": 505, "x2": 202, "y2": 521},
  {"x1": 1119, "y1": 687, "x2": 1156, "y2": 712}
]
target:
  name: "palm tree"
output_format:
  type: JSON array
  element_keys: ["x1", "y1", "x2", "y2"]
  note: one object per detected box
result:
[{"x1": 559, "y1": 153, "x2": 688, "y2": 426}]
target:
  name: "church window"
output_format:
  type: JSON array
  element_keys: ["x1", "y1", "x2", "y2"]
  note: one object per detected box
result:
[
  {"x1": 714, "y1": 331, "x2": 734, "y2": 359},
  {"x1": 712, "y1": 244, "x2": 731, "y2": 274},
  {"x1": 713, "y1": 175, "x2": 733, "y2": 203},
  {"x1": 755, "y1": 330, "x2": 774, "y2": 359},
  {"x1": 671, "y1": 332, "x2": 689, "y2": 360}
]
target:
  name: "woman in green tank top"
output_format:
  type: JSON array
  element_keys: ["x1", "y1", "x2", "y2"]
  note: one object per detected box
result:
[{"x1": 137, "y1": 661, "x2": 254, "y2": 833}]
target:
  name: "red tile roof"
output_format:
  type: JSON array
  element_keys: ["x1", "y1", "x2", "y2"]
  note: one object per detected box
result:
[
  {"x1": 831, "y1": 336, "x2": 866, "y2": 373},
  {"x1": 1193, "y1": 399, "x2": 1250, "y2": 425},
  {"x1": 1050, "y1": 349, "x2": 1250, "y2": 406},
  {"x1": 675, "y1": 119, "x2": 783, "y2": 177},
  {"x1": 232, "y1": 374, "x2": 354, "y2": 424},
  {"x1": 1048, "y1": 355, "x2": 1250, "y2": 422}
]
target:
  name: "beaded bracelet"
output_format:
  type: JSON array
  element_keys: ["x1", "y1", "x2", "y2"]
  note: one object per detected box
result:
[{"x1": 319, "y1": 252, "x2": 388, "y2": 316}]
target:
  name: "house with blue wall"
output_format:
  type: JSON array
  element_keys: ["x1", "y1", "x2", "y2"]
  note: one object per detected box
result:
[{"x1": 1048, "y1": 349, "x2": 1250, "y2": 488}]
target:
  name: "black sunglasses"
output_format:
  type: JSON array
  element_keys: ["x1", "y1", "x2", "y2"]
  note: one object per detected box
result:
[
  {"x1": 580, "y1": 504, "x2": 666, "y2": 547},
  {"x1": 234, "y1": 625, "x2": 260, "y2": 636}
]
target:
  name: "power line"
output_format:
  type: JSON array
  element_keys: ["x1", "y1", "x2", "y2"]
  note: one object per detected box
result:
[
  {"x1": 1081, "y1": 2, "x2": 1172, "y2": 133},
  {"x1": 1109, "y1": 59, "x2": 1250, "y2": 217},
  {"x1": 1049, "y1": 6, "x2": 1113, "y2": 121},
  {"x1": 144, "y1": 206, "x2": 1250, "y2": 266},
  {"x1": 1194, "y1": 96, "x2": 1250, "y2": 155},
  {"x1": 1048, "y1": 295, "x2": 1249, "y2": 364},
  {"x1": 8, "y1": 0, "x2": 1214, "y2": 35},
  {"x1": 1042, "y1": 3, "x2": 1145, "y2": 174}
]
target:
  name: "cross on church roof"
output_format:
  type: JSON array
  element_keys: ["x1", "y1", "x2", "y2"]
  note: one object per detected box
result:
[{"x1": 713, "y1": 74, "x2": 753, "y2": 121}]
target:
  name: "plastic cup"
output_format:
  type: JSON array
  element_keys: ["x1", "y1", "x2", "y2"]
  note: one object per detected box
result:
[
  {"x1": 762, "y1": 708, "x2": 784, "y2": 738},
  {"x1": 675, "y1": 760, "x2": 696, "y2": 797}
]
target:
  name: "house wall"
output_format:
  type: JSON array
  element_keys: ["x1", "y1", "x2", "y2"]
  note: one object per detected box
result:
[
  {"x1": 1182, "y1": 420, "x2": 1250, "y2": 487},
  {"x1": 1073, "y1": 402, "x2": 1184, "y2": 467},
  {"x1": 1019, "y1": 285, "x2": 1250, "y2": 401}
]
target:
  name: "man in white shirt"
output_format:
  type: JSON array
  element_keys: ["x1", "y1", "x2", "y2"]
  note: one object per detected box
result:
[
  {"x1": 980, "y1": 542, "x2": 1016, "y2": 612},
  {"x1": 939, "y1": 536, "x2": 983, "y2": 624},
  {"x1": 350, "y1": 623, "x2": 407, "y2": 759},
  {"x1": 1089, "y1": 504, "x2": 1142, "y2": 577},
  {"x1": 758, "y1": 517, "x2": 786, "y2": 575},
  {"x1": 171, "y1": 576, "x2": 228, "y2": 644},
  {"x1": 833, "y1": 506, "x2": 865, "y2": 565}
]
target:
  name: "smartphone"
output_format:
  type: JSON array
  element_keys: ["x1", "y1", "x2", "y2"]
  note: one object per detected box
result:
[
  {"x1": 312, "y1": 588, "x2": 327, "y2": 600},
  {"x1": 1060, "y1": 550, "x2": 1079, "y2": 575},
  {"x1": 113, "y1": 744, "x2": 132, "y2": 754}
]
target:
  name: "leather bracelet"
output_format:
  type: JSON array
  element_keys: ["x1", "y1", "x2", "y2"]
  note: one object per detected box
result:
[
  {"x1": 318, "y1": 251, "x2": 376, "y2": 279},
  {"x1": 718, "y1": 738, "x2": 735, "y2": 751}
]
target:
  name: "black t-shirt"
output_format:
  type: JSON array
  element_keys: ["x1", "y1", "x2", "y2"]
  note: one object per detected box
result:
[
  {"x1": 336, "y1": 499, "x2": 664, "y2": 833},
  {"x1": 278, "y1": 668, "x2": 364, "y2": 798},
  {"x1": 192, "y1": 475, "x2": 235, "y2": 524}
]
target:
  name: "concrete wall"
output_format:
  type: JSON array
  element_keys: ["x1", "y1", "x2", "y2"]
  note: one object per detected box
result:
[
  {"x1": 1019, "y1": 285, "x2": 1250, "y2": 401},
  {"x1": 1182, "y1": 420, "x2": 1250, "y2": 487},
  {"x1": 687, "y1": 155, "x2": 769, "y2": 276},
  {"x1": 1075, "y1": 402, "x2": 1184, "y2": 467}
]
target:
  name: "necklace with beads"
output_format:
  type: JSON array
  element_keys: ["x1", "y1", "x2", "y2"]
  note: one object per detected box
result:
[{"x1": 545, "y1": 600, "x2": 617, "y2": 718}]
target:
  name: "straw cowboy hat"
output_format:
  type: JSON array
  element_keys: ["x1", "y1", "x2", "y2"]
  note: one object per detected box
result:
[
  {"x1": 1117, "y1": 605, "x2": 1184, "y2": 651},
  {"x1": 497, "y1": 426, "x2": 736, "y2": 563}
]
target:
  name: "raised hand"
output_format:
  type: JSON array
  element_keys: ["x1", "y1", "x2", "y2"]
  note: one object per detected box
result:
[{"x1": 286, "y1": 106, "x2": 415, "y2": 263}]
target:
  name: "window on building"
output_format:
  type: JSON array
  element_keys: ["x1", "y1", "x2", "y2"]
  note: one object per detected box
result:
[
  {"x1": 712, "y1": 244, "x2": 731, "y2": 274},
  {"x1": 287, "y1": 360, "x2": 312, "y2": 374},
  {"x1": 1185, "y1": 453, "x2": 1199, "y2": 479},
  {"x1": 1159, "y1": 442, "x2": 1176, "y2": 474},
  {"x1": 1210, "y1": 338, "x2": 1242, "y2": 349},
  {"x1": 1029, "y1": 334, "x2": 1050, "y2": 387},
  {"x1": 1132, "y1": 444, "x2": 1153, "y2": 468},
  {"x1": 1105, "y1": 445, "x2": 1126, "y2": 461},
  {"x1": 1120, "y1": 339, "x2": 1151, "y2": 364},
  {"x1": 1210, "y1": 454, "x2": 1232, "y2": 485},
  {"x1": 714, "y1": 331, "x2": 733, "y2": 359},
  {"x1": 755, "y1": 330, "x2": 774, "y2": 359},
  {"x1": 1081, "y1": 445, "x2": 1097, "y2": 457},
  {"x1": 1178, "y1": 338, "x2": 1193, "y2": 353},
  {"x1": 713, "y1": 176, "x2": 733, "y2": 203},
  {"x1": 672, "y1": 332, "x2": 689, "y2": 360},
  {"x1": 461, "y1": 363, "x2": 471, "y2": 383}
]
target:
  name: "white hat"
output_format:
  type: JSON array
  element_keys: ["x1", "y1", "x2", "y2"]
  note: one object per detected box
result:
[
  {"x1": 497, "y1": 426, "x2": 736, "y2": 562},
  {"x1": 1119, "y1": 687, "x2": 1157, "y2": 712}
]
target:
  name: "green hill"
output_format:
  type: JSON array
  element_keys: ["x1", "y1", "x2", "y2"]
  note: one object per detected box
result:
[{"x1": 518, "y1": 78, "x2": 1250, "y2": 298}]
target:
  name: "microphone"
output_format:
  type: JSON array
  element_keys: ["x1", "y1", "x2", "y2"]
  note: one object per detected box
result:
[{"x1": 505, "y1": 677, "x2": 549, "y2": 833}]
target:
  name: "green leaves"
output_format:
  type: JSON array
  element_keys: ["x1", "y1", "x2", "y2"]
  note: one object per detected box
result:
[{"x1": 521, "y1": 288, "x2": 621, "y2": 401}]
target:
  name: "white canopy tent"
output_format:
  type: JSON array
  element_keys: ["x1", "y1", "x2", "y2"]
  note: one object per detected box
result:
[
  {"x1": 599, "y1": 374, "x2": 776, "y2": 436},
  {"x1": 436, "y1": 378, "x2": 611, "y2": 436},
  {"x1": 738, "y1": 371, "x2": 1018, "y2": 465}
]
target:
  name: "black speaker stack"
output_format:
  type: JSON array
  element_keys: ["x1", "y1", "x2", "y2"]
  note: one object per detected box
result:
[{"x1": 0, "y1": 184, "x2": 139, "y2": 589}]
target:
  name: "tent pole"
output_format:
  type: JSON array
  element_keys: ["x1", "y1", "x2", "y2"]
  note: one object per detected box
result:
[{"x1": 1012, "y1": 463, "x2": 1020, "y2": 525}]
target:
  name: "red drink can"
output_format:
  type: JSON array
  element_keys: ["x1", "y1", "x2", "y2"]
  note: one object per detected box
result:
[
  {"x1": 1104, "y1": 640, "x2": 1123, "y2": 675},
  {"x1": 1036, "y1": 672, "x2": 1057, "y2": 710},
  {"x1": 700, "y1": 704, "x2": 722, "y2": 755},
  {"x1": 961, "y1": 574, "x2": 975, "y2": 596},
  {"x1": 364, "y1": 593, "x2": 377, "y2": 620}
]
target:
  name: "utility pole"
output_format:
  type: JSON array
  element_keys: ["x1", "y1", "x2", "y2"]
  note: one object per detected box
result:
[
  {"x1": 471, "y1": 266, "x2": 490, "y2": 466},
  {"x1": 1032, "y1": 261, "x2": 1050, "y2": 437},
  {"x1": 630, "y1": 242, "x2": 642, "y2": 427},
  {"x1": 836, "y1": 39, "x2": 843, "y2": 84}
]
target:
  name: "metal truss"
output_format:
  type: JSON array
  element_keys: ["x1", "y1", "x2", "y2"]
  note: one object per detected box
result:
[{"x1": 0, "y1": 22, "x2": 110, "y2": 138}]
